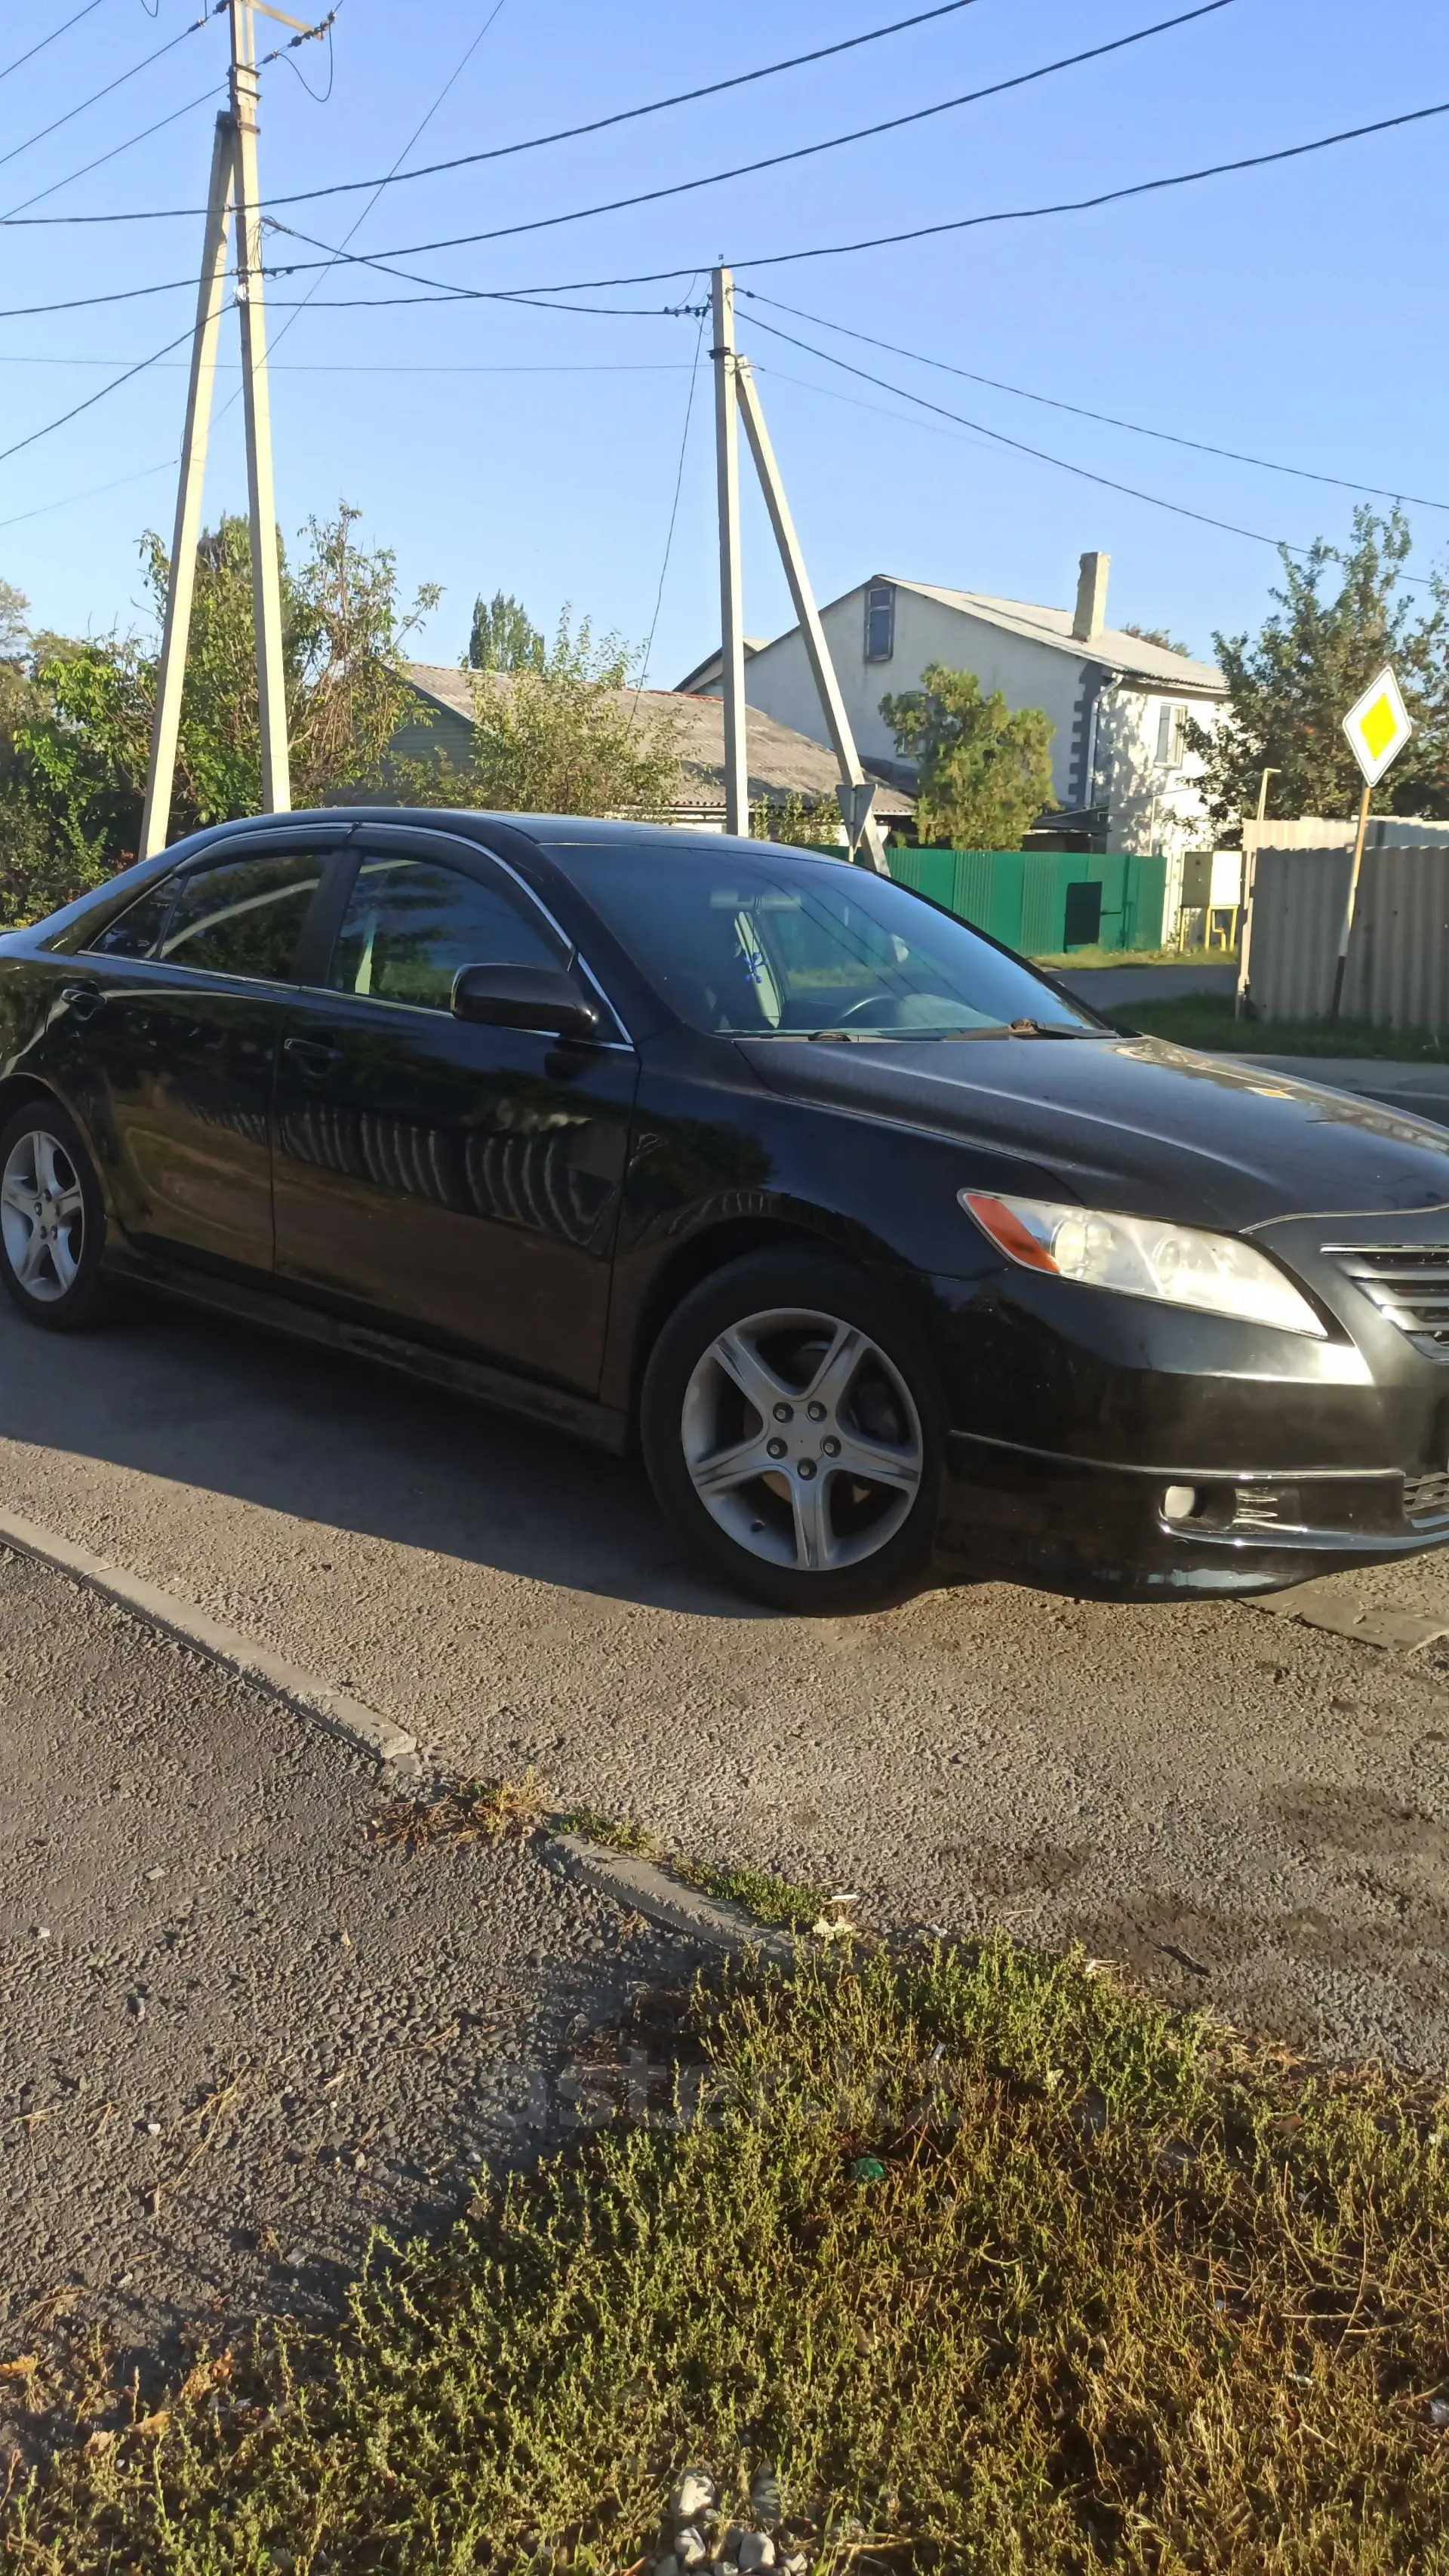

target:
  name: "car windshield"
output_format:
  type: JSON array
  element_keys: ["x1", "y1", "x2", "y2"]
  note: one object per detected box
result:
[{"x1": 558, "y1": 845, "x2": 1103, "y2": 1039}]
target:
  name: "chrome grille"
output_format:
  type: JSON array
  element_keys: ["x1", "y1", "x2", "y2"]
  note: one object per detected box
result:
[
  {"x1": 1325, "y1": 1242, "x2": 1449, "y2": 1354},
  {"x1": 1404, "y1": 1469, "x2": 1449, "y2": 1526}
]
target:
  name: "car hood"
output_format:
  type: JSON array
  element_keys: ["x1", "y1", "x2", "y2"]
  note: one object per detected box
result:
[{"x1": 737, "y1": 1033, "x2": 1449, "y2": 1231}]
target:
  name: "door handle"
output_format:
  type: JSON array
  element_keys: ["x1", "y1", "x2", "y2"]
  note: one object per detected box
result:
[
  {"x1": 284, "y1": 1033, "x2": 344, "y2": 1078},
  {"x1": 60, "y1": 983, "x2": 104, "y2": 1023}
]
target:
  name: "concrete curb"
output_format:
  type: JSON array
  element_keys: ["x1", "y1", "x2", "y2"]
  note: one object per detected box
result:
[
  {"x1": 546, "y1": 1830, "x2": 795, "y2": 1962},
  {"x1": 0, "y1": 1507, "x2": 417, "y2": 1770}
]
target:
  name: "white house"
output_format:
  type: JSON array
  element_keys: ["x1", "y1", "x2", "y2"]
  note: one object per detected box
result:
[{"x1": 678, "y1": 554, "x2": 1226, "y2": 867}]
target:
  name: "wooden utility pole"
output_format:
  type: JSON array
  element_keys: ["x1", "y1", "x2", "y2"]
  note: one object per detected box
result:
[
  {"x1": 139, "y1": 112, "x2": 237, "y2": 860},
  {"x1": 734, "y1": 356, "x2": 888, "y2": 873},
  {"x1": 229, "y1": 0, "x2": 290, "y2": 815},
  {"x1": 712, "y1": 266, "x2": 749, "y2": 839}
]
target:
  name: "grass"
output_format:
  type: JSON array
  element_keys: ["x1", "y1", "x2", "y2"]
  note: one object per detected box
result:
[
  {"x1": 7, "y1": 1937, "x2": 1449, "y2": 2573},
  {"x1": 1103, "y1": 992, "x2": 1449, "y2": 1060},
  {"x1": 672, "y1": 1856, "x2": 832, "y2": 1937},
  {"x1": 545, "y1": 1807, "x2": 833, "y2": 1936},
  {"x1": 367, "y1": 1771, "x2": 549, "y2": 1855}
]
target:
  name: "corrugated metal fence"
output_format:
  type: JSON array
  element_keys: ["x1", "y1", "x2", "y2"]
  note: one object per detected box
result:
[
  {"x1": 1241, "y1": 844, "x2": 1449, "y2": 1030},
  {"x1": 889, "y1": 847, "x2": 1168, "y2": 954}
]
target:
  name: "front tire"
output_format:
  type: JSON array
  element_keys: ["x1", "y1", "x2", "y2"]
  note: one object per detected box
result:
[
  {"x1": 0, "y1": 1101, "x2": 110, "y2": 1331},
  {"x1": 641, "y1": 1248, "x2": 944, "y2": 1611}
]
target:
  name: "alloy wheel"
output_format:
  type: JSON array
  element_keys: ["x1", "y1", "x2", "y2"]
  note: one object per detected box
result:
[
  {"x1": 680, "y1": 1303, "x2": 924, "y2": 1573},
  {"x1": 1, "y1": 1127, "x2": 85, "y2": 1304}
]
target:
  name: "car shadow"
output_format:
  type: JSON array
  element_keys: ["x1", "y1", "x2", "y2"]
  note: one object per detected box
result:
[{"x1": 0, "y1": 1288, "x2": 788, "y2": 1618}]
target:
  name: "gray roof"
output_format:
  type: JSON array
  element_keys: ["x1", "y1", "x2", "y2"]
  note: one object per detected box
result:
[
  {"x1": 402, "y1": 665, "x2": 915, "y2": 816},
  {"x1": 881, "y1": 577, "x2": 1225, "y2": 694}
]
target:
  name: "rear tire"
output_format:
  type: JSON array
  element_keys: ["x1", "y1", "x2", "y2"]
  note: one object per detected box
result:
[
  {"x1": 641, "y1": 1248, "x2": 944, "y2": 1611},
  {"x1": 0, "y1": 1100, "x2": 110, "y2": 1332}
]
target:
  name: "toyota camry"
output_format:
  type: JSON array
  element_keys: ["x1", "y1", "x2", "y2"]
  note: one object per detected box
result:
[{"x1": 2, "y1": 808, "x2": 1448, "y2": 1611}]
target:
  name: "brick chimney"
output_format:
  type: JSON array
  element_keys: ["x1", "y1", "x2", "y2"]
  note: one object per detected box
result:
[{"x1": 1072, "y1": 549, "x2": 1110, "y2": 641}]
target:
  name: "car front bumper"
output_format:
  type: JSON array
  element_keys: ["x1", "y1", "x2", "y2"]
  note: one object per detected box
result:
[
  {"x1": 924, "y1": 1240, "x2": 1449, "y2": 1599},
  {"x1": 937, "y1": 1430, "x2": 1449, "y2": 1598}
]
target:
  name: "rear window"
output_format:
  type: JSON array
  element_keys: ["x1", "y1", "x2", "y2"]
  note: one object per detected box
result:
[{"x1": 556, "y1": 846, "x2": 1097, "y2": 1039}]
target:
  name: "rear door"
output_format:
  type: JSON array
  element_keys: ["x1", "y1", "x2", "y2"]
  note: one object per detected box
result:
[
  {"x1": 271, "y1": 827, "x2": 639, "y2": 1391},
  {"x1": 61, "y1": 826, "x2": 344, "y2": 1278}
]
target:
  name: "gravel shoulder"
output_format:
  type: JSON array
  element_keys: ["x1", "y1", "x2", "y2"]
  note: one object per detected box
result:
[{"x1": 0, "y1": 1549, "x2": 687, "y2": 2442}]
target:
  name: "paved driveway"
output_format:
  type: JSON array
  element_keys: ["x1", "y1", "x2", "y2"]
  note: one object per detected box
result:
[{"x1": 1, "y1": 1294, "x2": 1447, "y2": 2072}]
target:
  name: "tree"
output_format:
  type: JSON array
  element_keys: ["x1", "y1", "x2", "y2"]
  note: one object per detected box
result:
[
  {"x1": 468, "y1": 589, "x2": 543, "y2": 672},
  {"x1": 1191, "y1": 506, "x2": 1449, "y2": 835},
  {"x1": 878, "y1": 663, "x2": 1055, "y2": 849},
  {"x1": 0, "y1": 503, "x2": 439, "y2": 925},
  {"x1": 1122, "y1": 620, "x2": 1190, "y2": 655},
  {"x1": 398, "y1": 610, "x2": 680, "y2": 817},
  {"x1": 750, "y1": 790, "x2": 832, "y2": 845}
]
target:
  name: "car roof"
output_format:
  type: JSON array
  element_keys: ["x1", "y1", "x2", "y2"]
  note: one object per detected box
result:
[{"x1": 201, "y1": 808, "x2": 842, "y2": 863}]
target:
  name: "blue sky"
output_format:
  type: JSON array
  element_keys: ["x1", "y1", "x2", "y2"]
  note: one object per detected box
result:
[{"x1": 2, "y1": 0, "x2": 1446, "y2": 685}]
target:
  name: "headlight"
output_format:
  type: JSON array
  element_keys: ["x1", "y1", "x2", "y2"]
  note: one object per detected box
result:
[{"x1": 960, "y1": 1190, "x2": 1326, "y2": 1337}]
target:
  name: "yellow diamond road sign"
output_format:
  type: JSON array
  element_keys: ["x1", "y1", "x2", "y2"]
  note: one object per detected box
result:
[{"x1": 1342, "y1": 665, "x2": 1412, "y2": 788}]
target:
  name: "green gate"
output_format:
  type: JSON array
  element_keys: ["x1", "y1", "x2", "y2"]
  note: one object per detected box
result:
[{"x1": 888, "y1": 848, "x2": 1168, "y2": 956}]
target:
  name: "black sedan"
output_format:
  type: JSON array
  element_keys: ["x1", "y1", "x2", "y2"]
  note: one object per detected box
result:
[{"x1": 3, "y1": 807, "x2": 1449, "y2": 1610}]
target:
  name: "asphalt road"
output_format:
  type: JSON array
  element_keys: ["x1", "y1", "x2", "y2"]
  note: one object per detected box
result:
[
  {"x1": 0, "y1": 1544, "x2": 686, "y2": 2439},
  {"x1": 2, "y1": 1293, "x2": 1448, "y2": 2079}
]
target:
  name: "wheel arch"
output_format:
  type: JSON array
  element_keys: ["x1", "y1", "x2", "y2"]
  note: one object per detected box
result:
[{"x1": 623, "y1": 1209, "x2": 914, "y2": 1415}]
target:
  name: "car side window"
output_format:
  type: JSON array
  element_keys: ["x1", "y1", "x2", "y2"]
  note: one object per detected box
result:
[
  {"x1": 81, "y1": 875, "x2": 177, "y2": 960},
  {"x1": 158, "y1": 848, "x2": 327, "y2": 984},
  {"x1": 328, "y1": 855, "x2": 560, "y2": 1013}
]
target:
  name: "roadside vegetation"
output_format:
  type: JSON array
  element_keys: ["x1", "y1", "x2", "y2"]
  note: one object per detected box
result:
[
  {"x1": 6, "y1": 1931, "x2": 1448, "y2": 2572},
  {"x1": 1106, "y1": 992, "x2": 1449, "y2": 1061}
]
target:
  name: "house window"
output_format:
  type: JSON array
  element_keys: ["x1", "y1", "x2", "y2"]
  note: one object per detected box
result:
[
  {"x1": 863, "y1": 583, "x2": 895, "y2": 663},
  {"x1": 1155, "y1": 703, "x2": 1187, "y2": 768}
]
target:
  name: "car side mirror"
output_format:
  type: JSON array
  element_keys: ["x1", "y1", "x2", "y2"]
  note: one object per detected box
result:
[{"x1": 451, "y1": 961, "x2": 601, "y2": 1042}]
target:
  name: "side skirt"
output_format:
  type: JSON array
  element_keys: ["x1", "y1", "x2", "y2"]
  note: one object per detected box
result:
[{"x1": 100, "y1": 1250, "x2": 631, "y2": 1455}]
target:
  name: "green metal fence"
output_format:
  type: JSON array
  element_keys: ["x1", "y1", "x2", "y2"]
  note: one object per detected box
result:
[{"x1": 888, "y1": 848, "x2": 1169, "y2": 956}]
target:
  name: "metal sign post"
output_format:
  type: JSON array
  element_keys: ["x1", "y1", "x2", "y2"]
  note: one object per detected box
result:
[{"x1": 1331, "y1": 666, "x2": 1413, "y2": 1019}]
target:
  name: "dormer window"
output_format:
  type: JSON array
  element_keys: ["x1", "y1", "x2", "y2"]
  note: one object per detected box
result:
[{"x1": 864, "y1": 583, "x2": 895, "y2": 662}]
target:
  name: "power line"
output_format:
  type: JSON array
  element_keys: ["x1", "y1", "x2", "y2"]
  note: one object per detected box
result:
[
  {"x1": 0, "y1": 323, "x2": 196, "y2": 465},
  {"x1": 0, "y1": 5, "x2": 219, "y2": 174},
  {"x1": 9, "y1": 92, "x2": 1447, "y2": 321},
  {"x1": 0, "y1": 0, "x2": 991, "y2": 221},
  {"x1": 743, "y1": 309, "x2": 1325, "y2": 556},
  {"x1": 0, "y1": 0, "x2": 109, "y2": 86},
  {"x1": 637, "y1": 292, "x2": 708, "y2": 691},
  {"x1": 1, "y1": 82, "x2": 226, "y2": 220},
  {"x1": 744, "y1": 292, "x2": 1449, "y2": 515},
  {"x1": 0, "y1": 455, "x2": 177, "y2": 533},
  {"x1": 260, "y1": 4, "x2": 1238, "y2": 272},
  {"x1": 0, "y1": 352, "x2": 698, "y2": 371},
  {"x1": 257, "y1": 0, "x2": 511, "y2": 368}
]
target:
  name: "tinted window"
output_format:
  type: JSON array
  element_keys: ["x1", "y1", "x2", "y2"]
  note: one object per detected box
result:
[
  {"x1": 160, "y1": 849, "x2": 323, "y2": 983},
  {"x1": 561, "y1": 847, "x2": 1100, "y2": 1038},
  {"x1": 82, "y1": 875, "x2": 177, "y2": 960},
  {"x1": 328, "y1": 856, "x2": 558, "y2": 1012}
]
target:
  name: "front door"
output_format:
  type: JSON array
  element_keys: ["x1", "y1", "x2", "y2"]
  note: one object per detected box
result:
[
  {"x1": 271, "y1": 832, "x2": 638, "y2": 1392},
  {"x1": 58, "y1": 830, "x2": 341, "y2": 1279}
]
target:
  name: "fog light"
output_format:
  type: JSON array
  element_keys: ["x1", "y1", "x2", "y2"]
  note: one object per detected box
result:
[{"x1": 1162, "y1": 1484, "x2": 1198, "y2": 1522}]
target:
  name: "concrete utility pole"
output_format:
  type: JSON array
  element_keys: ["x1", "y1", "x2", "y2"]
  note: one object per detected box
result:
[
  {"x1": 712, "y1": 267, "x2": 749, "y2": 838},
  {"x1": 139, "y1": 111, "x2": 237, "y2": 860},
  {"x1": 710, "y1": 266, "x2": 890, "y2": 872},
  {"x1": 734, "y1": 358, "x2": 888, "y2": 875},
  {"x1": 229, "y1": 0, "x2": 291, "y2": 816},
  {"x1": 141, "y1": 2, "x2": 306, "y2": 853}
]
